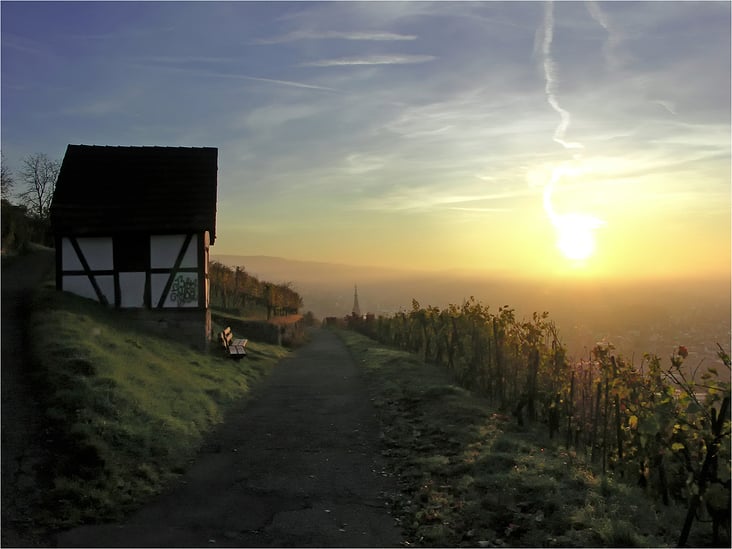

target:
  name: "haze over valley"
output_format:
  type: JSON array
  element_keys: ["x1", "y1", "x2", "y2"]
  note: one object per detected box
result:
[{"x1": 214, "y1": 254, "x2": 730, "y2": 373}]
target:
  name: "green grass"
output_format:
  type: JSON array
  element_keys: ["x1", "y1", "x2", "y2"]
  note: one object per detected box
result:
[
  {"x1": 337, "y1": 329, "x2": 702, "y2": 548},
  {"x1": 28, "y1": 283, "x2": 289, "y2": 531}
]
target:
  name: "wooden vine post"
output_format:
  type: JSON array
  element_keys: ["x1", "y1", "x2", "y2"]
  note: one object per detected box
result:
[
  {"x1": 592, "y1": 380, "x2": 602, "y2": 464},
  {"x1": 677, "y1": 396, "x2": 730, "y2": 547},
  {"x1": 611, "y1": 356, "x2": 624, "y2": 463},
  {"x1": 566, "y1": 370, "x2": 575, "y2": 450},
  {"x1": 602, "y1": 366, "x2": 610, "y2": 475}
]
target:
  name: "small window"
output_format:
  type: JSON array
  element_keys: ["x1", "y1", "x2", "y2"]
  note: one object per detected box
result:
[{"x1": 114, "y1": 234, "x2": 151, "y2": 271}]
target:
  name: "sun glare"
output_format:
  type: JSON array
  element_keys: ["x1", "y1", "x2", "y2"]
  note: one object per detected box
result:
[
  {"x1": 553, "y1": 212, "x2": 604, "y2": 262},
  {"x1": 557, "y1": 225, "x2": 595, "y2": 260}
]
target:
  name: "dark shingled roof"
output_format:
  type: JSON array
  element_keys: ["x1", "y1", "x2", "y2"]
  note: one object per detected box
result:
[{"x1": 50, "y1": 145, "x2": 218, "y2": 243}]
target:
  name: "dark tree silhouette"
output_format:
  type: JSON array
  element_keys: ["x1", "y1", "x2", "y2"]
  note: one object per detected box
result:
[
  {"x1": 18, "y1": 153, "x2": 60, "y2": 220},
  {"x1": 1, "y1": 152, "x2": 14, "y2": 199}
]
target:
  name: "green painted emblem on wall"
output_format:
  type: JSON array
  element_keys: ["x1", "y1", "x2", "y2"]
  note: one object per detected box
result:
[{"x1": 170, "y1": 274, "x2": 197, "y2": 305}]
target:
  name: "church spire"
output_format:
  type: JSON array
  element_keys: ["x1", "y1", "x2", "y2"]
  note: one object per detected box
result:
[{"x1": 352, "y1": 285, "x2": 361, "y2": 317}]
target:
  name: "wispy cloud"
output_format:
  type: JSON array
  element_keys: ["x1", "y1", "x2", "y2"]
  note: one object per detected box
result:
[
  {"x1": 447, "y1": 206, "x2": 513, "y2": 213},
  {"x1": 239, "y1": 103, "x2": 326, "y2": 131},
  {"x1": 343, "y1": 153, "x2": 390, "y2": 174},
  {"x1": 254, "y1": 30, "x2": 417, "y2": 44},
  {"x1": 357, "y1": 187, "x2": 534, "y2": 214},
  {"x1": 584, "y1": 0, "x2": 623, "y2": 70},
  {"x1": 301, "y1": 54, "x2": 436, "y2": 67},
  {"x1": 238, "y1": 74, "x2": 340, "y2": 91},
  {"x1": 2, "y1": 33, "x2": 55, "y2": 59},
  {"x1": 61, "y1": 97, "x2": 129, "y2": 117},
  {"x1": 130, "y1": 62, "x2": 341, "y2": 92},
  {"x1": 141, "y1": 55, "x2": 237, "y2": 65}
]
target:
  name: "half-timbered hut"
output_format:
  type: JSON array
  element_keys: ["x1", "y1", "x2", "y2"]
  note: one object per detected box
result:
[{"x1": 50, "y1": 145, "x2": 218, "y2": 349}]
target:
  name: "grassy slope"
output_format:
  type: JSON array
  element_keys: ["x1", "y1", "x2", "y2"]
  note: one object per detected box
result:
[
  {"x1": 28, "y1": 282, "x2": 289, "y2": 532},
  {"x1": 337, "y1": 329, "x2": 704, "y2": 548},
  {"x1": 20, "y1": 280, "x2": 713, "y2": 546}
]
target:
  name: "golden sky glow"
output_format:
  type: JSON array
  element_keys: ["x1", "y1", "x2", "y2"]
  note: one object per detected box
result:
[{"x1": 3, "y1": 2, "x2": 730, "y2": 281}]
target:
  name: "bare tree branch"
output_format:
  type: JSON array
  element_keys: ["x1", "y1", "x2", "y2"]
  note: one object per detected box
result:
[
  {"x1": 1, "y1": 152, "x2": 14, "y2": 199},
  {"x1": 18, "y1": 153, "x2": 60, "y2": 219}
]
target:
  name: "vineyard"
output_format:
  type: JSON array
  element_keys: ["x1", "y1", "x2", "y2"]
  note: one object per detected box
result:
[
  {"x1": 209, "y1": 261, "x2": 302, "y2": 319},
  {"x1": 348, "y1": 298, "x2": 731, "y2": 546}
]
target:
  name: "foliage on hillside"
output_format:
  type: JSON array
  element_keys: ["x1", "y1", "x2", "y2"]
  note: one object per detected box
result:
[
  {"x1": 27, "y1": 284, "x2": 288, "y2": 531},
  {"x1": 348, "y1": 300, "x2": 731, "y2": 546},
  {"x1": 209, "y1": 261, "x2": 302, "y2": 319},
  {"x1": 1, "y1": 198, "x2": 52, "y2": 253},
  {"x1": 1, "y1": 151, "x2": 58, "y2": 253}
]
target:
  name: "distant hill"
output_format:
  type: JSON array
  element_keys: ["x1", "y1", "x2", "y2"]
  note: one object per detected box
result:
[
  {"x1": 211, "y1": 254, "x2": 420, "y2": 287},
  {"x1": 211, "y1": 254, "x2": 431, "y2": 319}
]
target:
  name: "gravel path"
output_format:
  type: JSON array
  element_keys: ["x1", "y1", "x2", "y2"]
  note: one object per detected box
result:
[
  {"x1": 56, "y1": 329, "x2": 402, "y2": 547},
  {"x1": 1, "y1": 247, "x2": 55, "y2": 547}
]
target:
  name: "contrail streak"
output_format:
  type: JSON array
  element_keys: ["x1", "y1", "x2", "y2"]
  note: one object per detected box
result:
[
  {"x1": 539, "y1": 1, "x2": 605, "y2": 261},
  {"x1": 541, "y1": 1, "x2": 583, "y2": 227},
  {"x1": 541, "y1": 1, "x2": 583, "y2": 151},
  {"x1": 585, "y1": 0, "x2": 620, "y2": 70}
]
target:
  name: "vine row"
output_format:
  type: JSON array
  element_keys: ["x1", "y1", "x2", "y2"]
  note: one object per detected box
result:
[{"x1": 348, "y1": 298, "x2": 731, "y2": 545}]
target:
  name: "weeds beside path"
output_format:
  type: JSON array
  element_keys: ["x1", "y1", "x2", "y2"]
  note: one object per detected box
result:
[{"x1": 57, "y1": 329, "x2": 402, "y2": 547}]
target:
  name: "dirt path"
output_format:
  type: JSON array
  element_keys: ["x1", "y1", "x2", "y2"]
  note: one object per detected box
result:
[
  {"x1": 1, "y1": 247, "x2": 55, "y2": 547},
  {"x1": 56, "y1": 329, "x2": 402, "y2": 547}
]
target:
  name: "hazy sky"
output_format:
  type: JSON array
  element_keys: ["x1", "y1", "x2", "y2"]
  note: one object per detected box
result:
[{"x1": 2, "y1": 1, "x2": 730, "y2": 280}]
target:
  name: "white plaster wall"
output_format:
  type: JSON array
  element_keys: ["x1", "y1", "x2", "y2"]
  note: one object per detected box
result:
[
  {"x1": 182, "y1": 237, "x2": 197, "y2": 267},
  {"x1": 151, "y1": 235, "x2": 197, "y2": 269},
  {"x1": 119, "y1": 272, "x2": 146, "y2": 308},
  {"x1": 63, "y1": 275, "x2": 115, "y2": 304},
  {"x1": 78, "y1": 237, "x2": 113, "y2": 270},
  {"x1": 61, "y1": 237, "x2": 113, "y2": 271},
  {"x1": 61, "y1": 238, "x2": 83, "y2": 270}
]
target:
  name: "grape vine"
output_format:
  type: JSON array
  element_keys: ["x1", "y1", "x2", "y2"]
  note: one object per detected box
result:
[{"x1": 348, "y1": 300, "x2": 731, "y2": 545}]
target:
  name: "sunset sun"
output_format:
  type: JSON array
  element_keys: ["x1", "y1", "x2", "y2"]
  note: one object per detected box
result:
[
  {"x1": 557, "y1": 225, "x2": 595, "y2": 261},
  {"x1": 552, "y1": 212, "x2": 604, "y2": 262}
]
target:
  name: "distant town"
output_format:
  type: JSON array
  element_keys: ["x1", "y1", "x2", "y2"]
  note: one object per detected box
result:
[{"x1": 213, "y1": 255, "x2": 731, "y2": 379}]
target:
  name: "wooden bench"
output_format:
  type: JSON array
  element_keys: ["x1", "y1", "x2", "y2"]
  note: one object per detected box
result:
[{"x1": 220, "y1": 327, "x2": 248, "y2": 359}]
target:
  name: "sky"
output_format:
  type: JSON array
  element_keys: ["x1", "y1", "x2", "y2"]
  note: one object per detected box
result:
[{"x1": 2, "y1": 1, "x2": 730, "y2": 281}]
